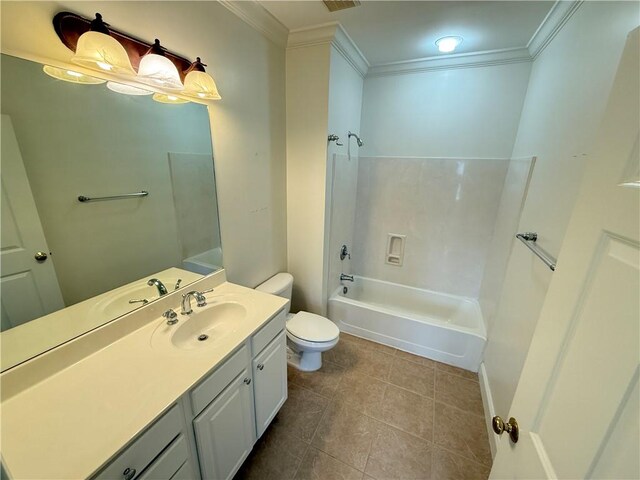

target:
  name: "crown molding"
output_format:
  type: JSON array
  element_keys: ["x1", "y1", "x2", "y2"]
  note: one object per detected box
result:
[
  {"x1": 332, "y1": 24, "x2": 370, "y2": 77},
  {"x1": 217, "y1": 0, "x2": 288, "y2": 47},
  {"x1": 527, "y1": 0, "x2": 583, "y2": 59},
  {"x1": 366, "y1": 47, "x2": 532, "y2": 78},
  {"x1": 288, "y1": 22, "x2": 369, "y2": 77},
  {"x1": 221, "y1": 0, "x2": 582, "y2": 78}
]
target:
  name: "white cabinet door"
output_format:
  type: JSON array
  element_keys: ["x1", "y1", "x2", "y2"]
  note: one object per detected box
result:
[
  {"x1": 1, "y1": 115, "x2": 64, "y2": 330},
  {"x1": 253, "y1": 330, "x2": 287, "y2": 438},
  {"x1": 193, "y1": 370, "x2": 256, "y2": 480},
  {"x1": 490, "y1": 27, "x2": 639, "y2": 480}
]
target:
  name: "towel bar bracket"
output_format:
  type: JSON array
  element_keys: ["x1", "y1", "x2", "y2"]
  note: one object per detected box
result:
[{"x1": 516, "y1": 232, "x2": 557, "y2": 271}]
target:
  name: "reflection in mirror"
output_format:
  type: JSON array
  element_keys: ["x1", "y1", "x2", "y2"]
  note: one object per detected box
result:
[{"x1": 0, "y1": 54, "x2": 223, "y2": 370}]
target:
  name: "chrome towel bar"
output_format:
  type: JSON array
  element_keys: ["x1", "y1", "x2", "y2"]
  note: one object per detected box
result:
[
  {"x1": 78, "y1": 191, "x2": 149, "y2": 203},
  {"x1": 516, "y1": 232, "x2": 557, "y2": 271}
]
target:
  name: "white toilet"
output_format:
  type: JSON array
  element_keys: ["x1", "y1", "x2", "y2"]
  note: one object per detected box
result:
[{"x1": 256, "y1": 273, "x2": 339, "y2": 372}]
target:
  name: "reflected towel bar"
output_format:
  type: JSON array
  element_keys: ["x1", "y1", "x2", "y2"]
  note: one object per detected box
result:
[
  {"x1": 78, "y1": 191, "x2": 149, "y2": 203},
  {"x1": 516, "y1": 232, "x2": 556, "y2": 271}
]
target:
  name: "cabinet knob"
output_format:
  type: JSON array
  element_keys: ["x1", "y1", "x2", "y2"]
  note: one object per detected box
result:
[
  {"x1": 123, "y1": 467, "x2": 136, "y2": 480},
  {"x1": 244, "y1": 377, "x2": 251, "y2": 385},
  {"x1": 257, "y1": 364, "x2": 264, "y2": 371}
]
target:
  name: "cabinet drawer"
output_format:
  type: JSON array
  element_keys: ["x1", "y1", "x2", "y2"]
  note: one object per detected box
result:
[
  {"x1": 137, "y1": 435, "x2": 189, "y2": 480},
  {"x1": 93, "y1": 404, "x2": 182, "y2": 480},
  {"x1": 190, "y1": 343, "x2": 250, "y2": 415},
  {"x1": 251, "y1": 309, "x2": 285, "y2": 356}
]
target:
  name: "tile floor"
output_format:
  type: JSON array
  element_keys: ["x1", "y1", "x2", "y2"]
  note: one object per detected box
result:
[{"x1": 235, "y1": 333, "x2": 492, "y2": 480}]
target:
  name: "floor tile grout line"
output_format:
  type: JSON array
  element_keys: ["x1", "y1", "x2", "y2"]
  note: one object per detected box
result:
[
  {"x1": 307, "y1": 399, "x2": 370, "y2": 474},
  {"x1": 434, "y1": 444, "x2": 493, "y2": 470},
  {"x1": 289, "y1": 363, "x2": 484, "y2": 418},
  {"x1": 342, "y1": 332, "x2": 480, "y2": 382},
  {"x1": 431, "y1": 378, "x2": 437, "y2": 480},
  {"x1": 304, "y1": 444, "x2": 367, "y2": 475},
  {"x1": 433, "y1": 398, "x2": 486, "y2": 419}
]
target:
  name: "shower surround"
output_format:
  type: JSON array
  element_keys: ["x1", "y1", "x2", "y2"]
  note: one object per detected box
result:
[{"x1": 353, "y1": 156, "x2": 509, "y2": 298}]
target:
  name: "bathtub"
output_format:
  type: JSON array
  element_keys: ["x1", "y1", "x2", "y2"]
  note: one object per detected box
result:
[{"x1": 328, "y1": 276, "x2": 486, "y2": 371}]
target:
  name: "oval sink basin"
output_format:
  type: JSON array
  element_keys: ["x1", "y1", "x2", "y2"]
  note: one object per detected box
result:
[{"x1": 152, "y1": 301, "x2": 248, "y2": 351}]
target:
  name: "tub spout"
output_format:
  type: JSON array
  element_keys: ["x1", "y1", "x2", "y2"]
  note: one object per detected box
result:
[{"x1": 340, "y1": 274, "x2": 354, "y2": 282}]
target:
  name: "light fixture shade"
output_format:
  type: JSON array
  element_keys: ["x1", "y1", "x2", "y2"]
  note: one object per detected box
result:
[
  {"x1": 137, "y1": 40, "x2": 183, "y2": 90},
  {"x1": 106, "y1": 81, "x2": 153, "y2": 95},
  {"x1": 184, "y1": 70, "x2": 221, "y2": 100},
  {"x1": 42, "y1": 65, "x2": 106, "y2": 84},
  {"x1": 152, "y1": 93, "x2": 189, "y2": 104},
  {"x1": 435, "y1": 36, "x2": 463, "y2": 53},
  {"x1": 72, "y1": 31, "x2": 135, "y2": 75}
]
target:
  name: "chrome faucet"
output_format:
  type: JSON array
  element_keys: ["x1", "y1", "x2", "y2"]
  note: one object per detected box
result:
[
  {"x1": 340, "y1": 274, "x2": 354, "y2": 282},
  {"x1": 147, "y1": 278, "x2": 168, "y2": 296},
  {"x1": 180, "y1": 288, "x2": 214, "y2": 315}
]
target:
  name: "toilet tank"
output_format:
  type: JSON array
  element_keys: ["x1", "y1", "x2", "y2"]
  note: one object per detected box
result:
[{"x1": 255, "y1": 273, "x2": 293, "y2": 315}]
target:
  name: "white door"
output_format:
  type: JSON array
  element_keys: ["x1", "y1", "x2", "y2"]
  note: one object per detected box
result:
[
  {"x1": 490, "y1": 28, "x2": 639, "y2": 479},
  {"x1": 1, "y1": 115, "x2": 64, "y2": 330},
  {"x1": 193, "y1": 370, "x2": 256, "y2": 480}
]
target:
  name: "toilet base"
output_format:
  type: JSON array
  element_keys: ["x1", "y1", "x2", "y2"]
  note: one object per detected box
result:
[{"x1": 286, "y1": 345, "x2": 323, "y2": 372}]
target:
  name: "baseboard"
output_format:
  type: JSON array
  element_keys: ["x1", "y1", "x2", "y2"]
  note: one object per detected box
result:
[{"x1": 479, "y1": 362, "x2": 498, "y2": 458}]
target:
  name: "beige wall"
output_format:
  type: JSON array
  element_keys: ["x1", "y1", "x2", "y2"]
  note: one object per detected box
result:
[
  {"x1": 285, "y1": 43, "x2": 331, "y2": 313},
  {"x1": 0, "y1": 1, "x2": 287, "y2": 289},
  {"x1": 482, "y1": 1, "x2": 640, "y2": 420}
]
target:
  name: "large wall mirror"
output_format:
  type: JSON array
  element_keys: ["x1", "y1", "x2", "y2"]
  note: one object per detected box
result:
[{"x1": 0, "y1": 54, "x2": 223, "y2": 371}]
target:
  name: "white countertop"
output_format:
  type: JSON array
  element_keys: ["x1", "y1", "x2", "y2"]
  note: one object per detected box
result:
[{"x1": 0, "y1": 274, "x2": 287, "y2": 479}]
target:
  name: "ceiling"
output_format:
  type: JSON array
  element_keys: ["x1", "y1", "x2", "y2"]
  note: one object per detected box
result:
[{"x1": 259, "y1": 1, "x2": 554, "y2": 65}]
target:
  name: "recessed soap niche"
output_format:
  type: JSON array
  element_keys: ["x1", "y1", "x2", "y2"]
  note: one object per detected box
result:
[{"x1": 385, "y1": 233, "x2": 406, "y2": 266}]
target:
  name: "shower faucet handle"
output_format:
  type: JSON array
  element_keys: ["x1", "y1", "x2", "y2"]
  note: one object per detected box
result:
[
  {"x1": 328, "y1": 134, "x2": 343, "y2": 146},
  {"x1": 340, "y1": 245, "x2": 351, "y2": 261}
]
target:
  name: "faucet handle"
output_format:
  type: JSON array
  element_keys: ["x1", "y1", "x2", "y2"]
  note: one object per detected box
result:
[
  {"x1": 195, "y1": 292, "x2": 207, "y2": 308},
  {"x1": 163, "y1": 308, "x2": 178, "y2": 325},
  {"x1": 195, "y1": 288, "x2": 214, "y2": 308},
  {"x1": 128, "y1": 298, "x2": 149, "y2": 305},
  {"x1": 174, "y1": 279, "x2": 182, "y2": 290}
]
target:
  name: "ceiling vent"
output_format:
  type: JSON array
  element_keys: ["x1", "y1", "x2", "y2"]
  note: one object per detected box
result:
[{"x1": 322, "y1": 0, "x2": 361, "y2": 12}]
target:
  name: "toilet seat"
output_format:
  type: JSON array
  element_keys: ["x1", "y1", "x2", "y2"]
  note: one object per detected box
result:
[{"x1": 286, "y1": 311, "x2": 339, "y2": 343}]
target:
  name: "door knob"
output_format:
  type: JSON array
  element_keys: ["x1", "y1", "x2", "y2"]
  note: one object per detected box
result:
[
  {"x1": 34, "y1": 251, "x2": 48, "y2": 262},
  {"x1": 492, "y1": 415, "x2": 519, "y2": 443}
]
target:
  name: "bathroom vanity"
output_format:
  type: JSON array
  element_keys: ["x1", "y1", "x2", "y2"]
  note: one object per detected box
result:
[{"x1": 0, "y1": 270, "x2": 288, "y2": 480}]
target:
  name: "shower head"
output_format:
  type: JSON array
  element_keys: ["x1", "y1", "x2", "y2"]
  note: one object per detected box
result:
[{"x1": 348, "y1": 131, "x2": 364, "y2": 147}]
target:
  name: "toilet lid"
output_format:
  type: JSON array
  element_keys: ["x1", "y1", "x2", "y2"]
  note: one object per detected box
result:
[{"x1": 287, "y1": 312, "x2": 340, "y2": 343}]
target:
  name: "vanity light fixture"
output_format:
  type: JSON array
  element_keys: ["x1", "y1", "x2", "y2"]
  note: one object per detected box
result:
[
  {"x1": 71, "y1": 13, "x2": 135, "y2": 75},
  {"x1": 137, "y1": 39, "x2": 184, "y2": 90},
  {"x1": 106, "y1": 81, "x2": 153, "y2": 96},
  {"x1": 152, "y1": 93, "x2": 190, "y2": 104},
  {"x1": 183, "y1": 58, "x2": 221, "y2": 100},
  {"x1": 42, "y1": 65, "x2": 106, "y2": 84},
  {"x1": 435, "y1": 36, "x2": 463, "y2": 53},
  {"x1": 52, "y1": 12, "x2": 222, "y2": 101}
]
